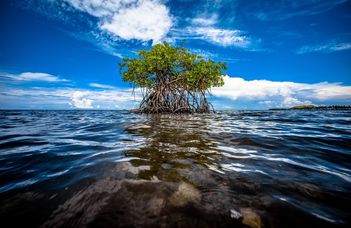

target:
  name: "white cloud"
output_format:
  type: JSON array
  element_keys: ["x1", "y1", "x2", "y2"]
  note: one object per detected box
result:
[
  {"x1": 189, "y1": 48, "x2": 240, "y2": 63},
  {"x1": 69, "y1": 88, "x2": 141, "y2": 109},
  {"x1": 70, "y1": 91, "x2": 93, "y2": 109},
  {"x1": 100, "y1": 1, "x2": 172, "y2": 44},
  {"x1": 171, "y1": 26, "x2": 253, "y2": 48},
  {"x1": 2, "y1": 72, "x2": 69, "y2": 82},
  {"x1": 191, "y1": 14, "x2": 218, "y2": 26},
  {"x1": 33, "y1": 0, "x2": 259, "y2": 50},
  {"x1": 0, "y1": 86, "x2": 141, "y2": 110},
  {"x1": 212, "y1": 76, "x2": 351, "y2": 108},
  {"x1": 66, "y1": 0, "x2": 173, "y2": 44},
  {"x1": 112, "y1": 52, "x2": 124, "y2": 59},
  {"x1": 193, "y1": 27, "x2": 250, "y2": 47},
  {"x1": 65, "y1": 0, "x2": 128, "y2": 17},
  {"x1": 312, "y1": 83, "x2": 351, "y2": 100},
  {"x1": 173, "y1": 12, "x2": 256, "y2": 49},
  {"x1": 1, "y1": 75, "x2": 350, "y2": 110},
  {"x1": 297, "y1": 41, "x2": 351, "y2": 54},
  {"x1": 89, "y1": 83, "x2": 115, "y2": 89}
]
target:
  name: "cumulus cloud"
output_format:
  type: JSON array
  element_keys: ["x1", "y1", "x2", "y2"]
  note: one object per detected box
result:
[
  {"x1": 211, "y1": 76, "x2": 351, "y2": 108},
  {"x1": 65, "y1": 0, "x2": 173, "y2": 44},
  {"x1": 1, "y1": 74, "x2": 350, "y2": 110},
  {"x1": 70, "y1": 91, "x2": 94, "y2": 108},
  {"x1": 68, "y1": 88, "x2": 141, "y2": 109},
  {"x1": 1, "y1": 72, "x2": 69, "y2": 82},
  {"x1": 28, "y1": 0, "x2": 260, "y2": 50},
  {"x1": 297, "y1": 41, "x2": 351, "y2": 54},
  {"x1": 0, "y1": 86, "x2": 141, "y2": 110}
]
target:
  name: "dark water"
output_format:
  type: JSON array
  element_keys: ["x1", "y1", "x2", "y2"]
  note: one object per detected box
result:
[{"x1": 0, "y1": 110, "x2": 350, "y2": 227}]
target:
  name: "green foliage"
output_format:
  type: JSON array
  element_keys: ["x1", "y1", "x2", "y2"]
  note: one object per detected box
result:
[{"x1": 119, "y1": 42, "x2": 226, "y2": 90}]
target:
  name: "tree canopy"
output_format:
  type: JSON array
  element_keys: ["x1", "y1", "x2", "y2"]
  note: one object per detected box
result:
[{"x1": 119, "y1": 42, "x2": 226, "y2": 114}]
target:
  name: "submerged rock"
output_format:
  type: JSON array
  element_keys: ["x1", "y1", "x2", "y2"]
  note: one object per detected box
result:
[
  {"x1": 240, "y1": 207, "x2": 262, "y2": 228},
  {"x1": 115, "y1": 161, "x2": 150, "y2": 175},
  {"x1": 39, "y1": 161, "x2": 263, "y2": 227},
  {"x1": 169, "y1": 182, "x2": 201, "y2": 207}
]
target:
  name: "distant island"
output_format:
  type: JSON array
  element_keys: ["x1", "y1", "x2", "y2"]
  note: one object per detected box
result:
[{"x1": 270, "y1": 105, "x2": 351, "y2": 110}]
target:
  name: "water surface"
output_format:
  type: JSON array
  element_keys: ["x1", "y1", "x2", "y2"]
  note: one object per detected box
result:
[{"x1": 0, "y1": 110, "x2": 350, "y2": 227}]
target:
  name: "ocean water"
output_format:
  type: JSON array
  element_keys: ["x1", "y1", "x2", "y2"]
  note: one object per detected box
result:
[{"x1": 0, "y1": 110, "x2": 350, "y2": 227}]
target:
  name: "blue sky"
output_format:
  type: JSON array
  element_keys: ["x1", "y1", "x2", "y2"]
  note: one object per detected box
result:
[{"x1": 0, "y1": 0, "x2": 351, "y2": 110}]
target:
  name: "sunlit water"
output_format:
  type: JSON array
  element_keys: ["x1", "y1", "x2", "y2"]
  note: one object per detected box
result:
[{"x1": 0, "y1": 110, "x2": 350, "y2": 227}]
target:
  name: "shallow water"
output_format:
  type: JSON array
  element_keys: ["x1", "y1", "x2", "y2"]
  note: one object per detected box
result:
[{"x1": 0, "y1": 110, "x2": 350, "y2": 227}]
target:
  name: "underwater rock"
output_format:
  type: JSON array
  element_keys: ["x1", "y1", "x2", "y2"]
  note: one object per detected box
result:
[
  {"x1": 113, "y1": 161, "x2": 150, "y2": 175},
  {"x1": 169, "y1": 182, "x2": 201, "y2": 207},
  {"x1": 177, "y1": 164, "x2": 217, "y2": 186},
  {"x1": 240, "y1": 207, "x2": 262, "y2": 228},
  {"x1": 41, "y1": 178, "x2": 171, "y2": 227}
]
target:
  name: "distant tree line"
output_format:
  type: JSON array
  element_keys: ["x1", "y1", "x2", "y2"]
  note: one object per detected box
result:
[{"x1": 270, "y1": 105, "x2": 351, "y2": 110}]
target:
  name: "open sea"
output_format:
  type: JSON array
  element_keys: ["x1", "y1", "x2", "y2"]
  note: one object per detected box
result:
[{"x1": 0, "y1": 110, "x2": 350, "y2": 227}]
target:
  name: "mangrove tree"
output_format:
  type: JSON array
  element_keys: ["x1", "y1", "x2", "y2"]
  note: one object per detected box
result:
[{"x1": 119, "y1": 42, "x2": 226, "y2": 114}]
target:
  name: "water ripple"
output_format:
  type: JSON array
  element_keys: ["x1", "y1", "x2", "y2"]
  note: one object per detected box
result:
[{"x1": 0, "y1": 110, "x2": 350, "y2": 227}]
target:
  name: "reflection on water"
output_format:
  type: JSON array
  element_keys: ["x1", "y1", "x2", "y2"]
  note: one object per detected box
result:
[{"x1": 0, "y1": 110, "x2": 350, "y2": 227}]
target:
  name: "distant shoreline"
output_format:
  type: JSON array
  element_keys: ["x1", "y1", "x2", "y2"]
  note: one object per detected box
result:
[
  {"x1": 1, "y1": 105, "x2": 351, "y2": 111},
  {"x1": 270, "y1": 105, "x2": 351, "y2": 110}
]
